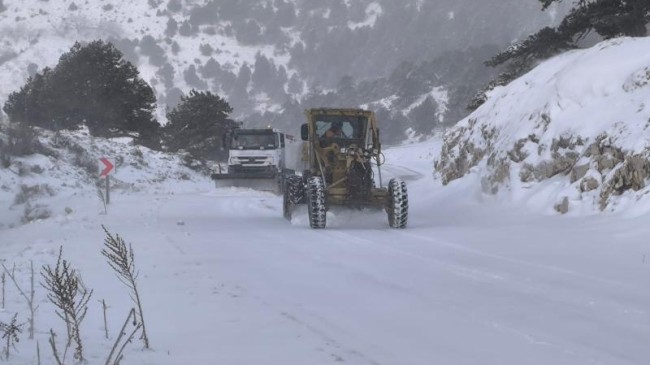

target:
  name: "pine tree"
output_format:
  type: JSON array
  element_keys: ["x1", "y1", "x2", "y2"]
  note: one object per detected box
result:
[
  {"x1": 163, "y1": 90, "x2": 233, "y2": 160},
  {"x1": 275, "y1": 0, "x2": 296, "y2": 27},
  {"x1": 3, "y1": 40, "x2": 159, "y2": 140},
  {"x1": 165, "y1": 17, "x2": 178, "y2": 37},
  {"x1": 251, "y1": 52, "x2": 273, "y2": 91},
  {"x1": 483, "y1": 26, "x2": 574, "y2": 88},
  {"x1": 237, "y1": 63, "x2": 252, "y2": 89},
  {"x1": 408, "y1": 95, "x2": 439, "y2": 135},
  {"x1": 3, "y1": 68, "x2": 60, "y2": 129},
  {"x1": 472, "y1": 0, "x2": 650, "y2": 111},
  {"x1": 287, "y1": 73, "x2": 303, "y2": 95}
]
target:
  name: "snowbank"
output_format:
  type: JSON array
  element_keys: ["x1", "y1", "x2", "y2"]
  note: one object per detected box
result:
[{"x1": 435, "y1": 37, "x2": 650, "y2": 215}]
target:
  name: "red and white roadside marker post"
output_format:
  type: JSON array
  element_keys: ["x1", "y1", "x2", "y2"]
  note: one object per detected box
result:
[{"x1": 99, "y1": 157, "x2": 115, "y2": 204}]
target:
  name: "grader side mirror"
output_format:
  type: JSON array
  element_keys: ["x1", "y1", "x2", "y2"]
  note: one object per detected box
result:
[{"x1": 301, "y1": 124, "x2": 309, "y2": 141}]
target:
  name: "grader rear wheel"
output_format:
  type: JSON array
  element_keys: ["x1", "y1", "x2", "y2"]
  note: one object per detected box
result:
[{"x1": 283, "y1": 175, "x2": 304, "y2": 220}]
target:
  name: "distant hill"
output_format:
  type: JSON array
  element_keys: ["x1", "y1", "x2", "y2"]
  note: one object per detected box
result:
[{"x1": 0, "y1": 0, "x2": 568, "y2": 143}]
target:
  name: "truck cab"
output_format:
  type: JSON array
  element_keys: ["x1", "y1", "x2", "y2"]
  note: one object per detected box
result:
[
  {"x1": 212, "y1": 127, "x2": 294, "y2": 193},
  {"x1": 225, "y1": 128, "x2": 286, "y2": 177}
]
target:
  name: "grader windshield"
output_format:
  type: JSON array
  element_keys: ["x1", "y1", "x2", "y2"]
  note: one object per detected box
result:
[{"x1": 314, "y1": 114, "x2": 368, "y2": 147}]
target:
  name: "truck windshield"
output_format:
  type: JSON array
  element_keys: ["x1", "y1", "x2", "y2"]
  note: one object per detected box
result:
[{"x1": 231, "y1": 133, "x2": 277, "y2": 149}]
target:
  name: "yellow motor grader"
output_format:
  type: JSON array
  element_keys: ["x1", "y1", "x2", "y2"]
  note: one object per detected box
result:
[{"x1": 283, "y1": 108, "x2": 408, "y2": 229}]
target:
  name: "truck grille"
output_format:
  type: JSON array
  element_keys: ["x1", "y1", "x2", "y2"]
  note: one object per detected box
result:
[{"x1": 242, "y1": 157, "x2": 267, "y2": 165}]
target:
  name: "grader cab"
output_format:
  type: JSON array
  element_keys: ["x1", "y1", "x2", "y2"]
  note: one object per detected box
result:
[{"x1": 283, "y1": 108, "x2": 408, "y2": 229}]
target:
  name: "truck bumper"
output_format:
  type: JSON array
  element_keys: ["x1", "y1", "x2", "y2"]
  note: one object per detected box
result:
[{"x1": 211, "y1": 171, "x2": 278, "y2": 180}]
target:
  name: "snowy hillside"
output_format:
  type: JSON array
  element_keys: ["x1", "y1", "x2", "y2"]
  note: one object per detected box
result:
[
  {"x1": 436, "y1": 37, "x2": 650, "y2": 215},
  {"x1": 0, "y1": 128, "x2": 213, "y2": 229},
  {"x1": 0, "y1": 0, "x2": 287, "y2": 121},
  {"x1": 0, "y1": 0, "x2": 568, "y2": 138}
]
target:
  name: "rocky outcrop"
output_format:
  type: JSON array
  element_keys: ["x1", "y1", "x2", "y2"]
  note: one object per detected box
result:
[
  {"x1": 433, "y1": 38, "x2": 650, "y2": 214},
  {"x1": 435, "y1": 117, "x2": 650, "y2": 214}
]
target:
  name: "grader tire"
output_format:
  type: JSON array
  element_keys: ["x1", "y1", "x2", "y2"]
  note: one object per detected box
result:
[
  {"x1": 306, "y1": 176, "x2": 326, "y2": 229},
  {"x1": 387, "y1": 178, "x2": 408, "y2": 228}
]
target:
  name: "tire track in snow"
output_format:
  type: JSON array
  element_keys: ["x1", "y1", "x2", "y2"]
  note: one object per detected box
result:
[
  {"x1": 212, "y1": 277, "x2": 386, "y2": 365},
  {"x1": 323, "y1": 230, "x2": 504, "y2": 283},
  {"x1": 315, "y1": 229, "x2": 640, "y2": 365},
  {"x1": 379, "y1": 163, "x2": 424, "y2": 181},
  {"x1": 394, "y1": 230, "x2": 635, "y2": 289},
  {"x1": 149, "y1": 194, "x2": 385, "y2": 365}
]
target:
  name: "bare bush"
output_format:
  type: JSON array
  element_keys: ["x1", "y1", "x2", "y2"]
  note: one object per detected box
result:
[
  {"x1": 9, "y1": 124, "x2": 40, "y2": 155},
  {"x1": 31, "y1": 164, "x2": 44, "y2": 174},
  {"x1": 13, "y1": 184, "x2": 55, "y2": 205},
  {"x1": 50, "y1": 132, "x2": 99, "y2": 175},
  {"x1": 101, "y1": 226, "x2": 150, "y2": 349},
  {"x1": 0, "y1": 123, "x2": 42, "y2": 167},
  {"x1": 1, "y1": 261, "x2": 37, "y2": 339},
  {"x1": 105, "y1": 308, "x2": 141, "y2": 365},
  {"x1": 73, "y1": 153, "x2": 99, "y2": 175},
  {"x1": 97, "y1": 188, "x2": 107, "y2": 214},
  {"x1": 48, "y1": 330, "x2": 63, "y2": 365},
  {"x1": 0, "y1": 314, "x2": 23, "y2": 360},
  {"x1": 41, "y1": 247, "x2": 93, "y2": 362},
  {"x1": 22, "y1": 203, "x2": 52, "y2": 223}
]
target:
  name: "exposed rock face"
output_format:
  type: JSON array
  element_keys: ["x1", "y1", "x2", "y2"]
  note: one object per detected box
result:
[
  {"x1": 554, "y1": 197, "x2": 569, "y2": 214},
  {"x1": 434, "y1": 120, "x2": 487, "y2": 185},
  {"x1": 433, "y1": 38, "x2": 650, "y2": 214},
  {"x1": 599, "y1": 154, "x2": 650, "y2": 209},
  {"x1": 436, "y1": 119, "x2": 650, "y2": 213}
]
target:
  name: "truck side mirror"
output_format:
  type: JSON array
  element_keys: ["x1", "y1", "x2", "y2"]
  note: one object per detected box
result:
[{"x1": 301, "y1": 124, "x2": 309, "y2": 141}]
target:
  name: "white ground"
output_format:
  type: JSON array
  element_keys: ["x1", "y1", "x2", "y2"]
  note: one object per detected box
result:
[{"x1": 0, "y1": 136, "x2": 648, "y2": 365}]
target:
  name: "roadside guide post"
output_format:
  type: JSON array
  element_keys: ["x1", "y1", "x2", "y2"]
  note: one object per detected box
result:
[{"x1": 99, "y1": 157, "x2": 115, "y2": 204}]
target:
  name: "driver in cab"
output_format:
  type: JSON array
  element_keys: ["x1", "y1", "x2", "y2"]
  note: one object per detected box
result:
[{"x1": 324, "y1": 121, "x2": 346, "y2": 138}]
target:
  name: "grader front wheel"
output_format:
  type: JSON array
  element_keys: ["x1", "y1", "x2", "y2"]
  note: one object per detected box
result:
[
  {"x1": 387, "y1": 178, "x2": 408, "y2": 228},
  {"x1": 307, "y1": 176, "x2": 327, "y2": 229}
]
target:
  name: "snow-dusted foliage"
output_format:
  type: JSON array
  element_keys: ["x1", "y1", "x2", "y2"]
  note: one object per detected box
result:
[{"x1": 435, "y1": 37, "x2": 650, "y2": 214}]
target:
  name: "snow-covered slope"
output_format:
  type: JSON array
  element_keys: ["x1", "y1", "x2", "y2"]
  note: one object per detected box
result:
[
  {"x1": 0, "y1": 128, "x2": 213, "y2": 229},
  {"x1": 0, "y1": 0, "x2": 292, "y2": 120},
  {"x1": 0, "y1": 0, "x2": 569, "y2": 134},
  {"x1": 435, "y1": 37, "x2": 650, "y2": 215}
]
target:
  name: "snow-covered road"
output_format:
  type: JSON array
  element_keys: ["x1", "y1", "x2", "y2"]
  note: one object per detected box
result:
[
  {"x1": 1, "y1": 140, "x2": 649, "y2": 365},
  {"x1": 133, "y1": 188, "x2": 649, "y2": 365}
]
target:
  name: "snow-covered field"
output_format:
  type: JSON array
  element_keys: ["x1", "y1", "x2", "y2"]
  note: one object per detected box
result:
[{"x1": 0, "y1": 132, "x2": 648, "y2": 364}]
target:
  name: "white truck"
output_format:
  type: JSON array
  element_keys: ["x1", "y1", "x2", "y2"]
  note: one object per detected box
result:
[{"x1": 211, "y1": 127, "x2": 297, "y2": 193}]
